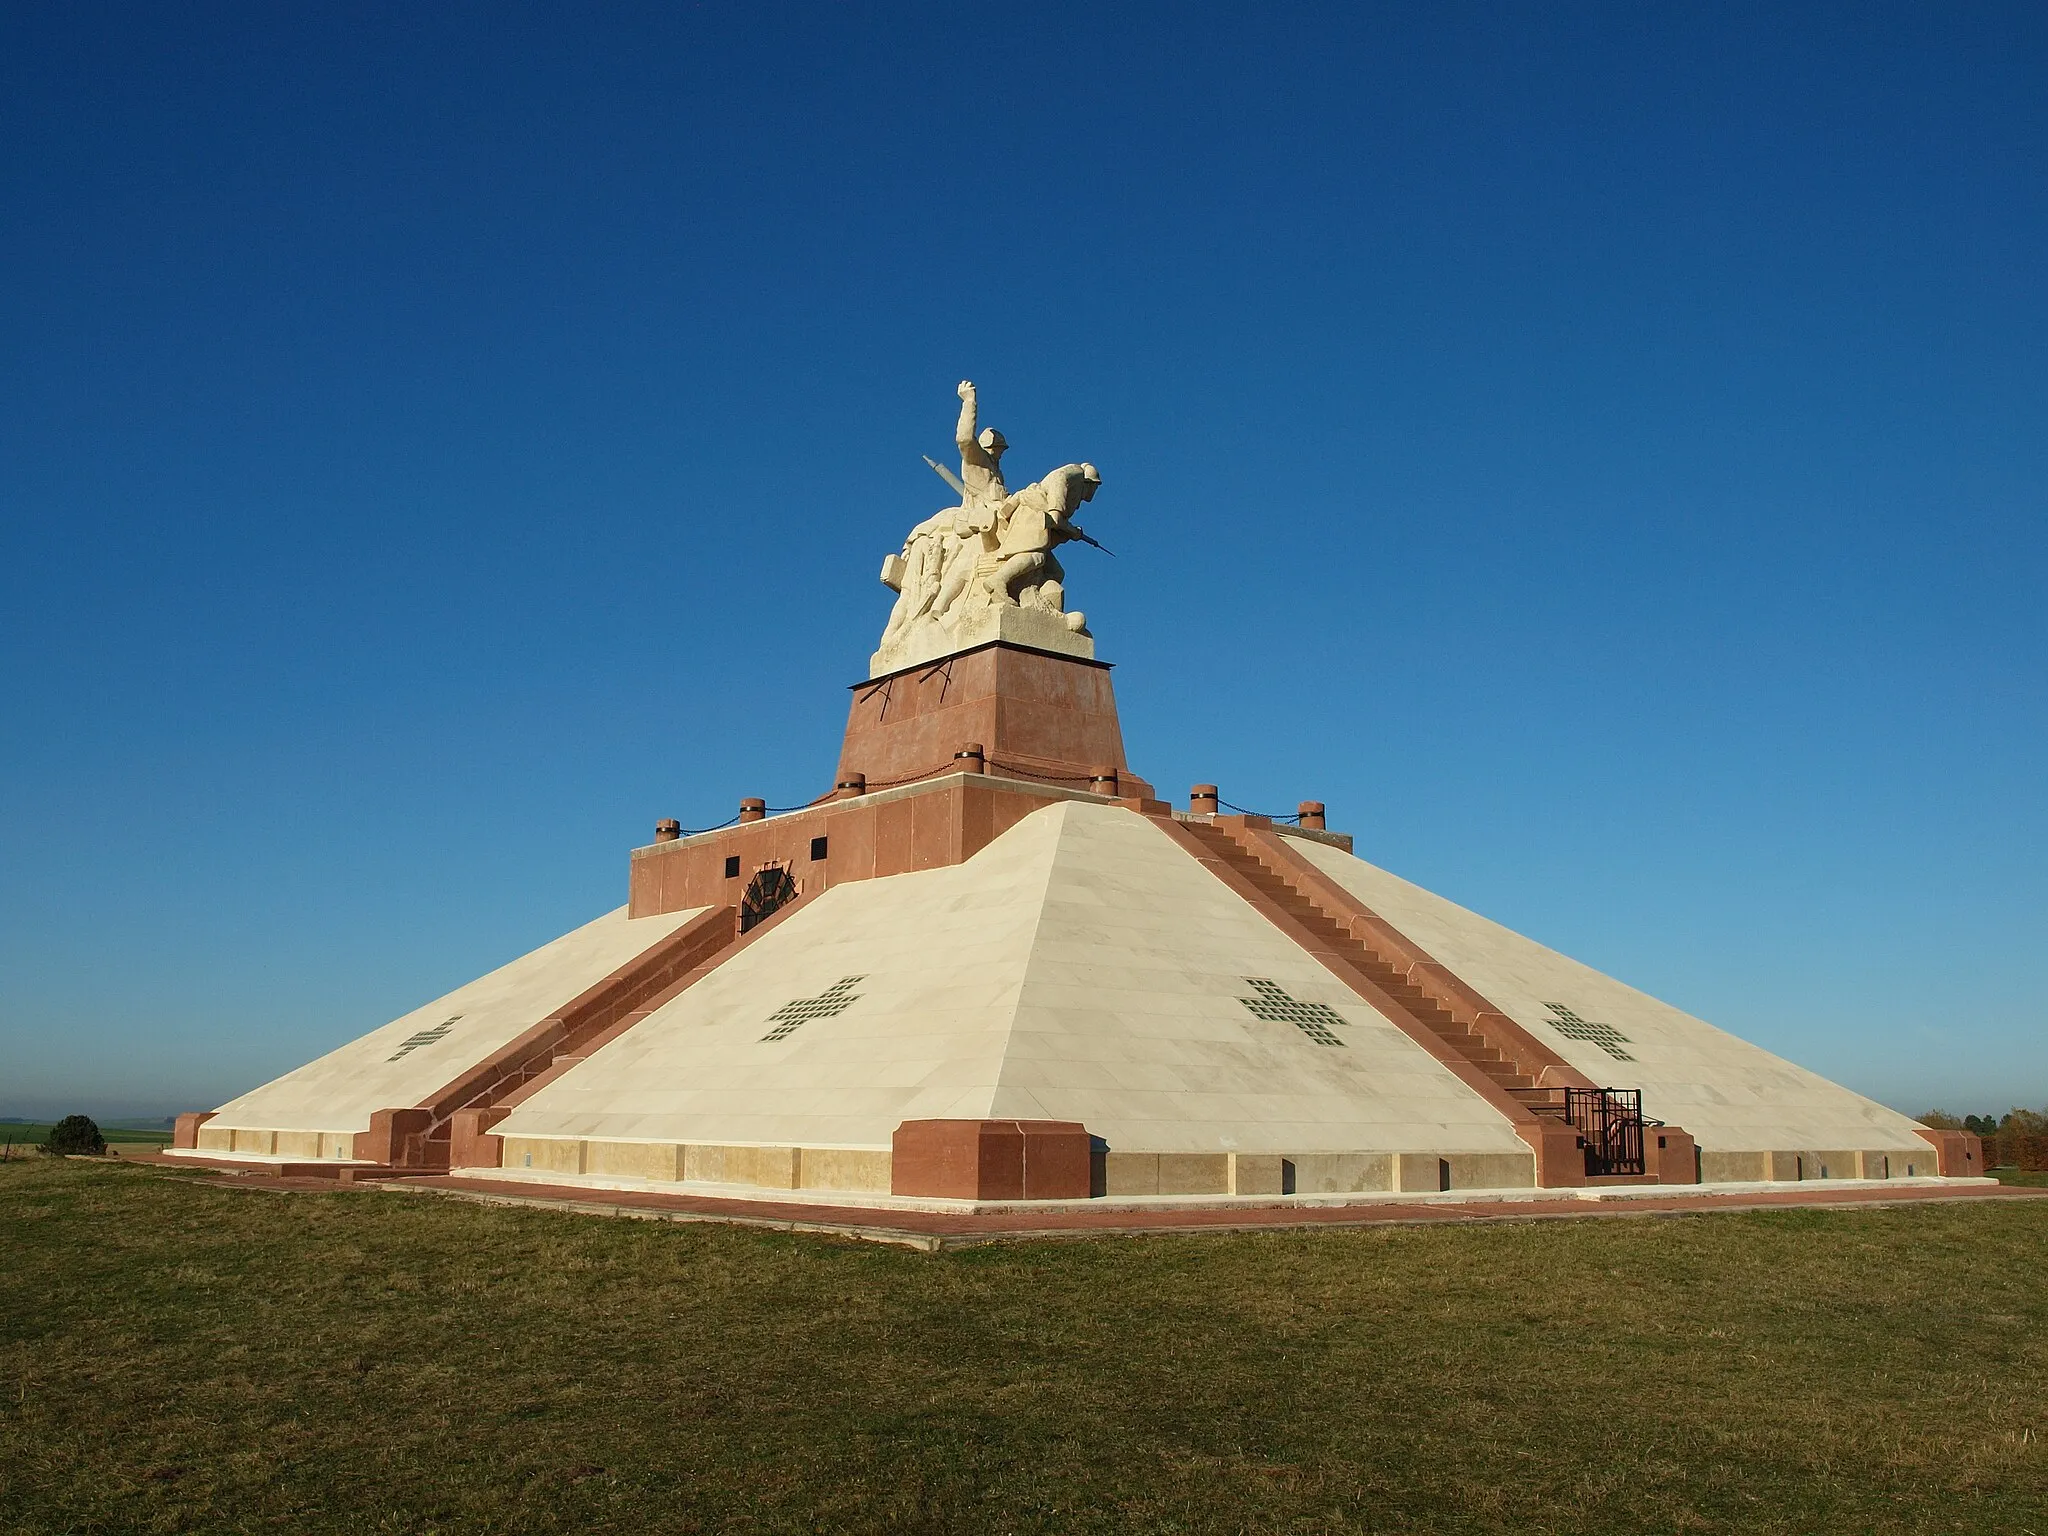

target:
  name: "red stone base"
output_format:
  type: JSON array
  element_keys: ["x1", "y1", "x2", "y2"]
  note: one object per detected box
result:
[
  {"x1": 449, "y1": 1108, "x2": 509, "y2": 1169},
  {"x1": 891, "y1": 1118, "x2": 1094, "y2": 1200},
  {"x1": 1914, "y1": 1127, "x2": 1985, "y2": 1177},
  {"x1": 1513, "y1": 1120, "x2": 1589, "y2": 1188},
  {"x1": 1650, "y1": 1127, "x2": 1700, "y2": 1184},
  {"x1": 354, "y1": 1108, "x2": 446, "y2": 1169}
]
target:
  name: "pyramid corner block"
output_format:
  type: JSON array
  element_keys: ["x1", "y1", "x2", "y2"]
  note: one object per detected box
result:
[
  {"x1": 891, "y1": 1118, "x2": 1095, "y2": 1200},
  {"x1": 1910, "y1": 1127, "x2": 1984, "y2": 1178}
]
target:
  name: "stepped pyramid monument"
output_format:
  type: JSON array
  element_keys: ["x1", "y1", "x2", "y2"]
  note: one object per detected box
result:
[{"x1": 172, "y1": 383, "x2": 1984, "y2": 1203}]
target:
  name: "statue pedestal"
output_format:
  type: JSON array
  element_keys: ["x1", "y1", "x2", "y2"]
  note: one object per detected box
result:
[
  {"x1": 838, "y1": 641, "x2": 1150, "y2": 797},
  {"x1": 869, "y1": 601, "x2": 1092, "y2": 679}
]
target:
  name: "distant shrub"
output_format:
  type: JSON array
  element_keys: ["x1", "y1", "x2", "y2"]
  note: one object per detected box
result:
[
  {"x1": 1920, "y1": 1110, "x2": 2045, "y2": 1139},
  {"x1": 41, "y1": 1115, "x2": 106, "y2": 1156}
]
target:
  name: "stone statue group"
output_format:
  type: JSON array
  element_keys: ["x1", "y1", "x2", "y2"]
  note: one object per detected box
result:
[{"x1": 877, "y1": 381, "x2": 1102, "y2": 659}]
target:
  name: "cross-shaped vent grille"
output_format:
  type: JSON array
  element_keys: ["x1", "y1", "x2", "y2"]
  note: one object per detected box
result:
[
  {"x1": 760, "y1": 976, "x2": 866, "y2": 1042},
  {"x1": 388, "y1": 1015, "x2": 461, "y2": 1061},
  {"x1": 1541, "y1": 1002, "x2": 1636, "y2": 1061},
  {"x1": 1237, "y1": 978, "x2": 1347, "y2": 1047}
]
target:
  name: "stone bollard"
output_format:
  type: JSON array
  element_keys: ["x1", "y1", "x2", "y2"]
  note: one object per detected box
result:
[
  {"x1": 1297, "y1": 801, "x2": 1326, "y2": 831},
  {"x1": 1089, "y1": 765, "x2": 1119, "y2": 797},
  {"x1": 955, "y1": 743, "x2": 986, "y2": 775},
  {"x1": 836, "y1": 772, "x2": 867, "y2": 800},
  {"x1": 738, "y1": 798, "x2": 766, "y2": 824},
  {"x1": 654, "y1": 818, "x2": 682, "y2": 842},
  {"x1": 1190, "y1": 784, "x2": 1220, "y2": 817}
]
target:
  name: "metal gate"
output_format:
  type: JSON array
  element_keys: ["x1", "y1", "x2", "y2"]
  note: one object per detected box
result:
[{"x1": 1564, "y1": 1087, "x2": 1646, "y2": 1177}]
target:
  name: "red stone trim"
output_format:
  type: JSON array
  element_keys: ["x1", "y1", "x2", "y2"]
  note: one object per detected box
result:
[
  {"x1": 1650, "y1": 1127, "x2": 1700, "y2": 1185},
  {"x1": 491, "y1": 888, "x2": 821, "y2": 1111},
  {"x1": 449, "y1": 1108, "x2": 509, "y2": 1170},
  {"x1": 837, "y1": 643, "x2": 1147, "y2": 798},
  {"x1": 1226, "y1": 820, "x2": 1591, "y2": 1091},
  {"x1": 172, "y1": 1111, "x2": 215, "y2": 1149},
  {"x1": 1914, "y1": 1127, "x2": 1984, "y2": 1177},
  {"x1": 424, "y1": 904, "x2": 739, "y2": 1116},
  {"x1": 353, "y1": 905, "x2": 748, "y2": 1170},
  {"x1": 355, "y1": 1108, "x2": 438, "y2": 1167},
  {"x1": 628, "y1": 774, "x2": 1122, "y2": 918},
  {"x1": 891, "y1": 1119, "x2": 1094, "y2": 1200},
  {"x1": 1208, "y1": 819, "x2": 1704, "y2": 1184},
  {"x1": 1146, "y1": 815, "x2": 1587, "y2": 1184}
]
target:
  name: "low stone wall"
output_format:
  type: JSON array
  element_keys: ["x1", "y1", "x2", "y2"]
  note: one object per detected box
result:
[
  {"x1": 188, "y1": 1122, "x2": 1974, "y2": 1194},
  {"x1": 497, "y1": 1136, "x2": 893, "y2": 1194},
  {"x1": 194, "y1": 1126, "x2": 354, "y2": 1159},
  {"x1": 1094, "y1": 1150, "x2": 1537, "y2": 1197},
  {"x1": 487, "y1": 1140, "x2": 1553, "y2": 1198},
  {"x1": 1699, "y1": 1148, "x2": 1946, "y2": 1183}
]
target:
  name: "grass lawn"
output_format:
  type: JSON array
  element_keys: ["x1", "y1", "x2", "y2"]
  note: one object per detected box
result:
[{"x1": 2, "y1": 1160, "x2": 2043, "y2": 1534}]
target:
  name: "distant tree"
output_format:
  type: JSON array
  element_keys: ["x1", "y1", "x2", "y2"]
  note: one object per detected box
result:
[
  {"x1": 1999, "y1": 1107, "x2": 2048, "y2": 1136},
  {"x1": 1964, "y1": 1114, "x2": 2000, "y2": 1135},
  {"x1": 1919, "y1": 1111, "x2": 1964, "y2": 1130},
  {"x1": 40, "y1": 1115, "x2": 106, "y2": 1156}
]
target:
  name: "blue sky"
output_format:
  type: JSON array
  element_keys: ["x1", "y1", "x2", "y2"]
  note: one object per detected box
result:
[{"x1": 2, "y1": 3, "x2": 2042, "y2": 1122}]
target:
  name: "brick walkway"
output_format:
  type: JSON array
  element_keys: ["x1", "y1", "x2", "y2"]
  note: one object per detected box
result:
[
  {"x1": 138, "y1": 1156, "x2": 2045, "y2": 1250},
  {"x1": 396, "y1": 1174, "x2": 2046, "y2": 1250}
]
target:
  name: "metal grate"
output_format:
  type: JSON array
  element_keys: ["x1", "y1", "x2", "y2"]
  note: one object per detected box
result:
[
  {"x1": 760, "y1": 976, "x2": 866, "y2": 1042},
  {"x1": 1238, "y1": 978, "x2": 1347, "y2": 1047},
  {"x1": 388, "y1": 1014, "x2": 461, "y2": 1061},
  {"x1": 1565, "y1": 1086, "x2": 1647, "y2": 1176},
  {"x1": 740, "y1": 865, "x2": 799, "y2": 932},
  {"x1": 1541, "y1": 1002, "x2": 1635, "y2": 1061}
]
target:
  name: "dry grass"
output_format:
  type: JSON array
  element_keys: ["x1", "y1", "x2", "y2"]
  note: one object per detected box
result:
[{"x1": 2, "y1": 1158, "x2": 2044, "y2": 1534}]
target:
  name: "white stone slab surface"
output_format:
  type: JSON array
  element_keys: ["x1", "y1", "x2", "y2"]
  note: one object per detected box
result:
[
  {"x1": 497, "y1": 802, "x2": 1530, "y2": 1156},
  {"x1": 1286, "y1": 838, "x2": 1936, "y2": 1155},
  {"x1": 204, "y1": 905, "x2": 709, "y2": 1136}
]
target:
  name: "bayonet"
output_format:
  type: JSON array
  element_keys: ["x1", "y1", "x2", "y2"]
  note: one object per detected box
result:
[
  {"x1": 922, "y1": 455, "x2": 969, "y2": 500},
  {"x1": 1063, "y1": 523, "x2": 1115, "y2": 557}
]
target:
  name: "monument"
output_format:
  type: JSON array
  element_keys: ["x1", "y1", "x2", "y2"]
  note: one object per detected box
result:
[
  {"x1": 169, "y1": 385, "x2": 1984, "y2": 1203},
  {"x1": 873, "y1": 380, "x2": 1102, "y2": 676}
]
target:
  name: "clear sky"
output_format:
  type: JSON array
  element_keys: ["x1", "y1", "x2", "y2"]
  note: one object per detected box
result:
[{"x1": 2, "y1": 3, "x2": 2042, "y2": 1124}]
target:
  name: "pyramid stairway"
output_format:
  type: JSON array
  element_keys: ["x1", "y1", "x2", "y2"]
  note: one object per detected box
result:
[
  {"x1": 419, "y1": 893, "x2": 823, "y2": 1169},
  {"x1": 1176, "y1": 817, "x2": 1598, "y2": 1143}
]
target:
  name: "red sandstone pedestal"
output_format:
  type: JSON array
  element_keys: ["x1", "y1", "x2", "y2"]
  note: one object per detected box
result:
[
  {"x1": 891, "y1": 1119, "x2": 1095, "y2": 1200},
  {"x1": 839, "y1": 642, "x2": 1152, "y2": 796}
]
